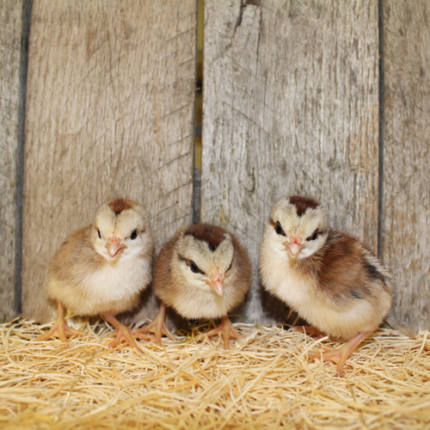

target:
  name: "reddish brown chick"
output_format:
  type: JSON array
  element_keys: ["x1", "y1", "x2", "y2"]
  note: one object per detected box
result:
[
  {"x1": 259, "y1": 196, "x2": 393, "y2": 375},
  {"x1": 135, "y1": 224, "x2": 252, "y2": 349}
]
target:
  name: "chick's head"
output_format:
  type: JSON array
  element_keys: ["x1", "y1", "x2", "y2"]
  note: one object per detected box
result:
[
  {"x1": 92, "y1": 198, "x2": 152, "y2": 263},
  {"x1": 174, "y1": 225, "x2": 235, "y2": 297},
  {"x1": 269, "y1": 196, "x2": 329, "y2": 260}
]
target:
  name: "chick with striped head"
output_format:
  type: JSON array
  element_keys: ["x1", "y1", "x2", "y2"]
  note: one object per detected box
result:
[
  {"x1": 259, "y1": 196, "x2": 393, "y2": 375},
  {"x1": 135, "y1": 224, "x2": 252, "y2": 348},
  {"x1": 36, "y1": 198, "x2": 153, "y2": 348}
]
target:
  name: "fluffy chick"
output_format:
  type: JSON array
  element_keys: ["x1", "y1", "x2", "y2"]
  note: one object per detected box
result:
[
  {"x1": 36, "y1": 198, "x2": 153, "y2": 348},
  {"x1": 135, "y1": 224, "x2": 252, "y2": 348},
  {"x1": 259, "y1": 195, "x2": 393, "y2": 375}
]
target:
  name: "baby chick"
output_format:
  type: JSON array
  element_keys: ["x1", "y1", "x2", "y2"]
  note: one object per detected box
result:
[
  {"x1": 259, "y1": 196, "x2": 392, "y2": 375},
  {"x1": 135, "y1": 224, "x2": 252, "y2": 348},
  {"x1": 36, "y1": 198, "x2": 153, "y2": 348}
]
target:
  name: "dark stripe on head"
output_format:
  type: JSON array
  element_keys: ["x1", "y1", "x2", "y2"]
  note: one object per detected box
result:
[
  {"x1": 289, "y1": 195, "x2": 320, "y2": 216},
  {"x1": 108, "y1": 198, "x2": 135, "y2": 215},
  {"x1": 185, "y1": 224, "x2": 227, "y2": 252}
]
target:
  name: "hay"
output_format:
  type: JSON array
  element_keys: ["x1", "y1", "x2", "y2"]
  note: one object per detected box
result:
[{"x1": 0, "y1": 319, "x2": 429, "y2": 430}]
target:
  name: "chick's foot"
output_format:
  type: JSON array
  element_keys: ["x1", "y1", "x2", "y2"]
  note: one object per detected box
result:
[
  {"x1": 35, "y1": 302, "x2": 86, "y2": 345},
  {"x1": 205, "y1": 316, "x2": 240, "y2": 349},
  {"x1": 307, "y1": 331, "x2": 371, "y2": 376},
  {"x1": 103, "y1": 313, "x2": 147, "y2": 349},
  {"x1": 133, "y1": 303, "x2": 175, "y2": 346}
]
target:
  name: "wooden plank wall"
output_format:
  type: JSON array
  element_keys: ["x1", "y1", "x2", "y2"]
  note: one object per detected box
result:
[
  {"x1": 0, "y1": 0, "x2": 25, "y2": 321},
  {"x1": 2, "y1": 0, "x2": 428, "y2": 332},
  {"x1": 382, "y1": 0, "x2": 430, "y2": 331},
  {"x1": 22, "y1": 0, "x2": 196, "y2": 323},
  {"x1": 202, "y1": 0, "x2": 380, "y2": 324}
]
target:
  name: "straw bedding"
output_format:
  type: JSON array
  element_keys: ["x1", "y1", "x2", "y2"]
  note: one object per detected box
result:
[{"x1": 0, "y1": 318, "x2": 429, "y2": 429}]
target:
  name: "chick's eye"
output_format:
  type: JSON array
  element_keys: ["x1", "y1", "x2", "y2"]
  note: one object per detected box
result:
[
  {"x1": 97, "y1": 229, "x2": 101, "y2": 239},
  {"x1": 275, "y1": 221, "x2": 286, "y2": 236},
  {"x1": 130, "y1": 229, "x2": 138, "y2": 240},
  {"x1": 189, "y1": 260, "x2": 202, "y2": 274},
  {"x1": 306, "y1": 229, "x2": 319, "y2": 241}
]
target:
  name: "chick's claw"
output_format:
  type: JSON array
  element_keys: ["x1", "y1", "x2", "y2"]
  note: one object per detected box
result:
[
  {"x1": 133, "y1": 303, "x2": 175, "y2": 346},
  {"x1": 307, "y1": 331, "x2": 371, "y2": 376},
  {"x1": 36, "y1": 322, "x2": 86, "y2": 345},
  {"x1": 106, "y1": 328, "x2": 136, "y2": 349},
  {"x1": 35, "y1": 302, "x2": 86, "y2": 346},
  {"x1": 132, "y1": 331, "x2": 156, "y2": 342},
  {"x1": 205, "y1": 316, "x2": 241, "y2": 349},
  {"x1": 103, "y1": 313, "x2": 143, "y2": 349},
  {"x1": 133, "y1": 321, "x2": 174, "y2": 346}
]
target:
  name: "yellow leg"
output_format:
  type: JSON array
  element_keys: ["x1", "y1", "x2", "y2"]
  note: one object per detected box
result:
[
  {"x1": 205, "y1": 316, "x2": 240, "y2": 349},
  {"x1": 133, "y1": 303, "x2": 175, "y2": 346},
  {"x1": 307, "y1": 331, "x2": 371, "y2": 376},
  {"x1": 103, "y1": 313, "x2": 141, "y2": 349},
  {"x1": 35, "y1": 302, "x2": 86, "y2": 345}
]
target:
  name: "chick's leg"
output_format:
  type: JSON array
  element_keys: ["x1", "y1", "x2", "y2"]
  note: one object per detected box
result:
[
  {"x1": 205, "y1": 316, "x2": 240, "y2": 349},
  {"x1": 102, "y1": 313, "x2": 141, "y2": 349},
  {"x1": 133, "y1": 302, "x2": 175, "y2": 346},
  {"x1": 35, "y1": 301, "x2": 86, "y2": 344},
  {"x1": 307, "y1": 331, "x2": 371, "y2": 376}
]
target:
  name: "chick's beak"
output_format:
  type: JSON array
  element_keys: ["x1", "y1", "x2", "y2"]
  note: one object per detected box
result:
[
  {"x1": 106, "y1": 235, "x2": 127, "y2": 258},
  {"x1": 205, "y1": 268, "x2": 224, "y2": 296},
  {"x1": 283, "y1": 234, "x2": 304, "y2": 258}
]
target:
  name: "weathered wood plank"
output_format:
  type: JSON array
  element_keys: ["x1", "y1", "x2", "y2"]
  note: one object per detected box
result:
[
  {"x1": 382, "y1": 1, "x2": 430, "y2": 331},
  {"x1": 23, "y1": 0, "x2": 196, "y2": 323},
  {"x1": 0, "y1": 0, "x2": 25, "y2": 321},
  {"x1": 202, "y1": 0, "x2": 380, "y2": 323}
]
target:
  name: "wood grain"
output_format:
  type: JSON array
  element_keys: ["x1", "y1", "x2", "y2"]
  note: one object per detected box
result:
[
  {"x1": 382, "y1": 0, "x2": 430, "y2": 331},
  {"x1": 0, "y1": 0, "x2": 24, "y2": 321},
  {"x1": 23, "y1": 0, "x2": 196, "y2": 323},
  {"x1": 202, "y1": 0, "x2": 380, "y2": 323}
]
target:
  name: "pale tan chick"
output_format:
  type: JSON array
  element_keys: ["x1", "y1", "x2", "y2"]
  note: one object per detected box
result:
[
  {"x1": 36, "y1": 198, "x2": 153, "y2": 348},
  {"x1": 259, "y1": 196, "x2": 393, "y2": 375},
  {"x1": 135, "y1": 224, "x2": 252, "y2": 349}
]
